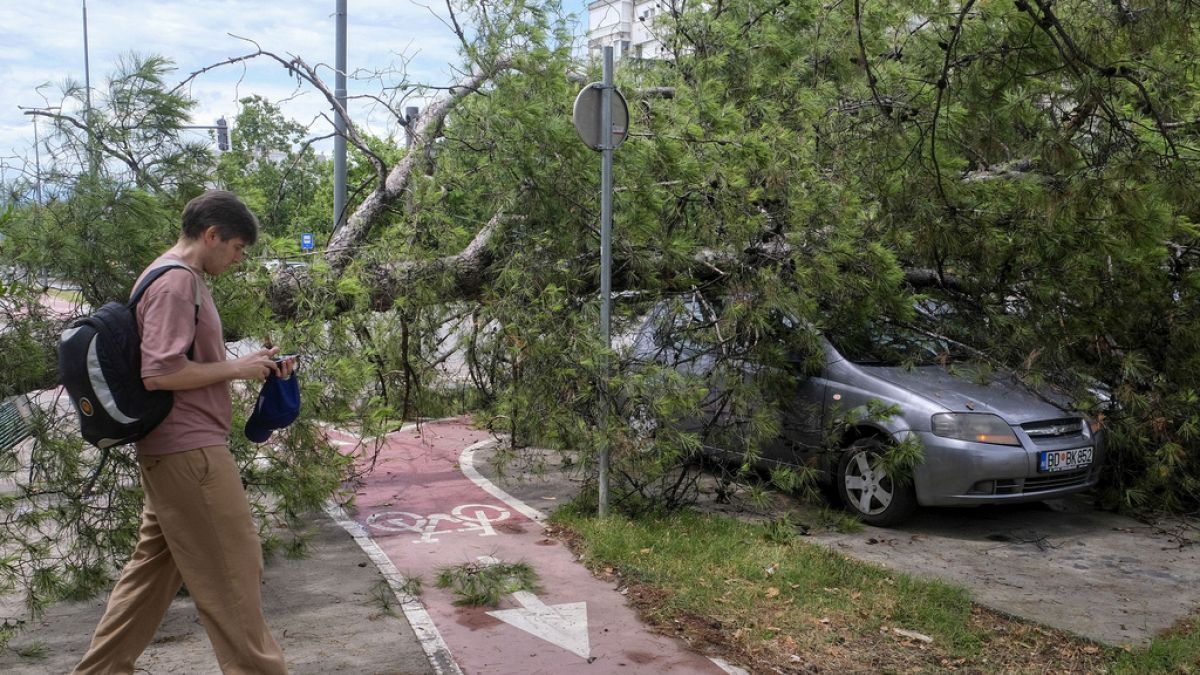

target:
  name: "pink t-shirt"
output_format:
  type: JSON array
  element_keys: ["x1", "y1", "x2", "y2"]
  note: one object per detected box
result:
[{"x1": 133, "y1": 255, "x2": 232, "y2": 456}]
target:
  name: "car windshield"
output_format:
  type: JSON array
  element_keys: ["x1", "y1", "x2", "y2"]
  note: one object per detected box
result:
[{"x1": 828, "y1": 321, "x2": 969, "y2": 366}]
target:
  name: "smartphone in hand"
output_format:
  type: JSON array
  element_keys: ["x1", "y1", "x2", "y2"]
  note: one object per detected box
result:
[{"x1": 272, "y1": 353, "x2": 299, "y2": 378}]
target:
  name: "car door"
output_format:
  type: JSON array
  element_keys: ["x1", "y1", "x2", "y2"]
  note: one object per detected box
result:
[
  {"x1": 758, "y1": 355, "x2": 829, "y2": 468},
  {"x1": 636, "y1": 299, "x2": 719, "y2": 437}
]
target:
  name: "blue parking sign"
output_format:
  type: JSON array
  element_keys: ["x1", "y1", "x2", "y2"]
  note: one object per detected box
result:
[{"x1": 301, "y1": 233, "x2": 314, "y2": 250}]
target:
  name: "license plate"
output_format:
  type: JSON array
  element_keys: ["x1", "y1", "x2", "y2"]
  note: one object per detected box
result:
[{"x1": 1039, "y1": 447, "x2": 1093, "y2": 473}]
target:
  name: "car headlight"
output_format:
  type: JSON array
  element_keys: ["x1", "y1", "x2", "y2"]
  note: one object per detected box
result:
[{"x1": 931, "y1": 413, "x2": 1020, "y2": 446}]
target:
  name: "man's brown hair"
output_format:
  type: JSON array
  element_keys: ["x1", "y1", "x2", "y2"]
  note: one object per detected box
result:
[{"x1": 181, "y1": 190, "x2": 258, "y2": 245}]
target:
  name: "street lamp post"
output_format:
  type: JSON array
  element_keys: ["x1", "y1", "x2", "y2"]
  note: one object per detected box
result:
[
  {"x1": 333, "y1": 0, "x2": 348, "y2": 232},
  {"x1": 31, "y1": 115, "x2": 43, "y2": 205},
  {"x1": 82, "y1": 0, "x2": 97, "y2": 175}
]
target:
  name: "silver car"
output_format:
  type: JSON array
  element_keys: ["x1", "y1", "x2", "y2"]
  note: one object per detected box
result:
[{"x1": 628, "y1": 300, "x2": 1105, "y2": 526}]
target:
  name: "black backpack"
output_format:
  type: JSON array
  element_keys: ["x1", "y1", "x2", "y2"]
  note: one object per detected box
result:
[{"x1": 58, "y1": 262, "x2": 200, "y2": 450}]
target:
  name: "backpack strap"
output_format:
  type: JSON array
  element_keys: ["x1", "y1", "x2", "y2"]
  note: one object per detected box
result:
[
  {"x1": 129, "y1": 260, "x2": 204, "y2": 357},
  {"x1": 129, "y1": 260, "x2": 202, "y2": 319}
]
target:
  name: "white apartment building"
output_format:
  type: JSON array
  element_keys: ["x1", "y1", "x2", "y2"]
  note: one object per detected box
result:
[{"x1": 587, "y1": 0, "x2": 669, "y2": 61}]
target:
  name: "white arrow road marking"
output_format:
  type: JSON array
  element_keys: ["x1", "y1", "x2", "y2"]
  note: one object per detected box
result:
[
  {"x1": 461, "y1": 445, "x2": 748, "y2": 673},
  {"x1": 487, "y1": 591, "x2": 590, "y2": 659}
]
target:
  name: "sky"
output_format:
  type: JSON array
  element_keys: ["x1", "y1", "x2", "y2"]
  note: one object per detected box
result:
[{"x1": 0, "y1": 0, "x2": 589, "y2": 175}]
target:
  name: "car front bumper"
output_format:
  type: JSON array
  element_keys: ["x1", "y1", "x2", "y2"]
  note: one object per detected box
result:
[{"x1": 905, "y1": 430, "x2": 1104, "y2": 507}]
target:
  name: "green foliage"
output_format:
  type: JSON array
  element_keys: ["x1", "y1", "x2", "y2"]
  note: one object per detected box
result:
[
  {"x1": 214, "y1": 96, "x2": 331, "y2": 240},
  {"x1": 396, "y1": 575, "x2": 423, "y2": 600},
  {"x1": 367, "y1": 0, "x2": 1200, "y2": 517},
  {"x1": 0, "y1": 300, "x2": 57, "y2": 399},
  {"x1": 2, "y1": 183, "x2": 175, "y2": 308},
  {"x1": 26, "y1": 54, "x2": 218, "y2": 195},
  {"x1": 761, "y1": 513, "x2": 803, "y2": 545},
  {"x1": 434, "y1": 560, "x2": 539, "y2": 607},
  {"x1": 14, "y1": 642, "x2": 47, "y2": 659},
  {"x1": 369, "y1": 578, "x2": 403, "y2": 617}
]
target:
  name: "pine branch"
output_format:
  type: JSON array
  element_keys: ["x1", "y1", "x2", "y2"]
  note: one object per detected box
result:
[
  {"x1": 21, "y1": 109, "x2": 158, "y2": 189},
  {"x1": 322, "y1": 59, "x2": 513, "y2": 273},
  {"x1": 929, "y1": 0, "x2": 978, "y2": 207},
  {"x1": 175, "y1": 38, "x2": 390, "y2": 186},
  {"x1": 1019, "y1": 0, "x2": 1181, "y2": 159},
  {"x1": 853, "y1": 0, "x2": 890, "y2": 119}
]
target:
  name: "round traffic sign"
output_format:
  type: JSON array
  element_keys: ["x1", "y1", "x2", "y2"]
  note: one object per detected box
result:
[{"x1": 572, "y1": 82, "x2": 629, "y2": 151}]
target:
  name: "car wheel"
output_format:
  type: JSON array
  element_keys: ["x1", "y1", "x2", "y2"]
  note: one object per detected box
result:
[
  {"x1": 626, "y1": 403, "x2": 659, "y2": 448},
  {"x1": 837, "y1": 438, "x2": 917, "y2": 527}
]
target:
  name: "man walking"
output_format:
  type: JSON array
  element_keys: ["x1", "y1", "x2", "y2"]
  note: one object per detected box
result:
[{"x1": 74, "y1": 190, "x2": 292, "y2": 674}]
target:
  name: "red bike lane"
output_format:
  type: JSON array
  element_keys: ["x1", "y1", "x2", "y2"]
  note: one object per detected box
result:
[{"x1": 324, "y1": 419, "x2": 732, "y2": 675}]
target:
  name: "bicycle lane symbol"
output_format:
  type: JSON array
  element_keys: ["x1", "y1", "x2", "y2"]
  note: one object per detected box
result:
[{"x1": 365, "y1": 503, "x2": 512, "y2": 544}]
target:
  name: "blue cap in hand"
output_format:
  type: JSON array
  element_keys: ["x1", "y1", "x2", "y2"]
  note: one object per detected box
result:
[{"x1": 244, "y1": 371, "x2": 301, "y2": 443}]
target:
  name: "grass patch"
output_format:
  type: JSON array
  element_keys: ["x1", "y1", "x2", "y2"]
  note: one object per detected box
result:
[
  {"x1": 1113, "y1": 610, "x2": 1200, "y2": 673},
  {"x1": 549, "y1": 504, "x2": 1157, "y2": 672},
  {"x1": 15, "y1": 642, "x2": 47, "y2": 659},
  {"x1": 435, "y1": 560, "x2": 539, "y2": 607}
]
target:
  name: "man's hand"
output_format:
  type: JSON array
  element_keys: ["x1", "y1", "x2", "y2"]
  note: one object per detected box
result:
[
  {"x1": 144, "y1": 347, "x2": 298, "y2": 391},
  {"x1": 275, "y1": 353, "x2": 298, "y2": 379},
  {"x1": 232, "y1": 348, "x2": 282, "y2": 381}
]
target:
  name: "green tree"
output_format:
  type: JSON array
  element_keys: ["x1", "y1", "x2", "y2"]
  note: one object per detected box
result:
[
  {"x1": 214, "y1": 96, "x2": 330, "y2": 241},
  {"x1": 272, "y1": 0, "x2": 1200, "y2": 513},
  {"x1": 28, "y1": 54, "x2": 214, "y2": 195}
]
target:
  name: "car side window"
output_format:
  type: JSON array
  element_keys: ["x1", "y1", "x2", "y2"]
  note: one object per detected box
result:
[{"x1": 651, "y1": 300, "x2": 710, "y2": 358}]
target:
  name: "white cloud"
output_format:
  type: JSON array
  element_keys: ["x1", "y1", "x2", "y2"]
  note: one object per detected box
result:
[{"x1": 1, "y1": 0, "x2": 587, "y2": 168}]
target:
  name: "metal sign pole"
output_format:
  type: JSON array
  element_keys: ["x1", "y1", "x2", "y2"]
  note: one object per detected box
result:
[
  {"x1": 571, "y1": 49, "x2": 627, "y2": 519},
  {"x1": 598, "y1": 46, "x2": 614, "y2": 517}
]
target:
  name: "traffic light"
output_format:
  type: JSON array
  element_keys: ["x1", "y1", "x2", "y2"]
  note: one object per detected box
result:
[{"x1": 216, "y1": 117, "x2": 229, "y2": 152}]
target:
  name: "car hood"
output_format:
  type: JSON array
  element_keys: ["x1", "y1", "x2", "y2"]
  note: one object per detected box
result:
[{"x1": 862, "y1": 365, "x2": 1074, "y2": 423}]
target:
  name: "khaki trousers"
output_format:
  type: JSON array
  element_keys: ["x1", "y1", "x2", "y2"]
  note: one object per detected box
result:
[{"x1": 73, "y1": 446, "x2": 286, "y2": 675}]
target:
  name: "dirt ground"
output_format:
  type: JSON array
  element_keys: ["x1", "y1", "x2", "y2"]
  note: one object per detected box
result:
[{"x1": 0, "y1": 508, "x2": 435, "y2": 675}]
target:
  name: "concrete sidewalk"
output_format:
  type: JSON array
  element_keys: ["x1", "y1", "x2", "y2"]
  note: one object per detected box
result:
[{"x1": 0, "y1": 508, "x2": 435, "y2": 674}]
